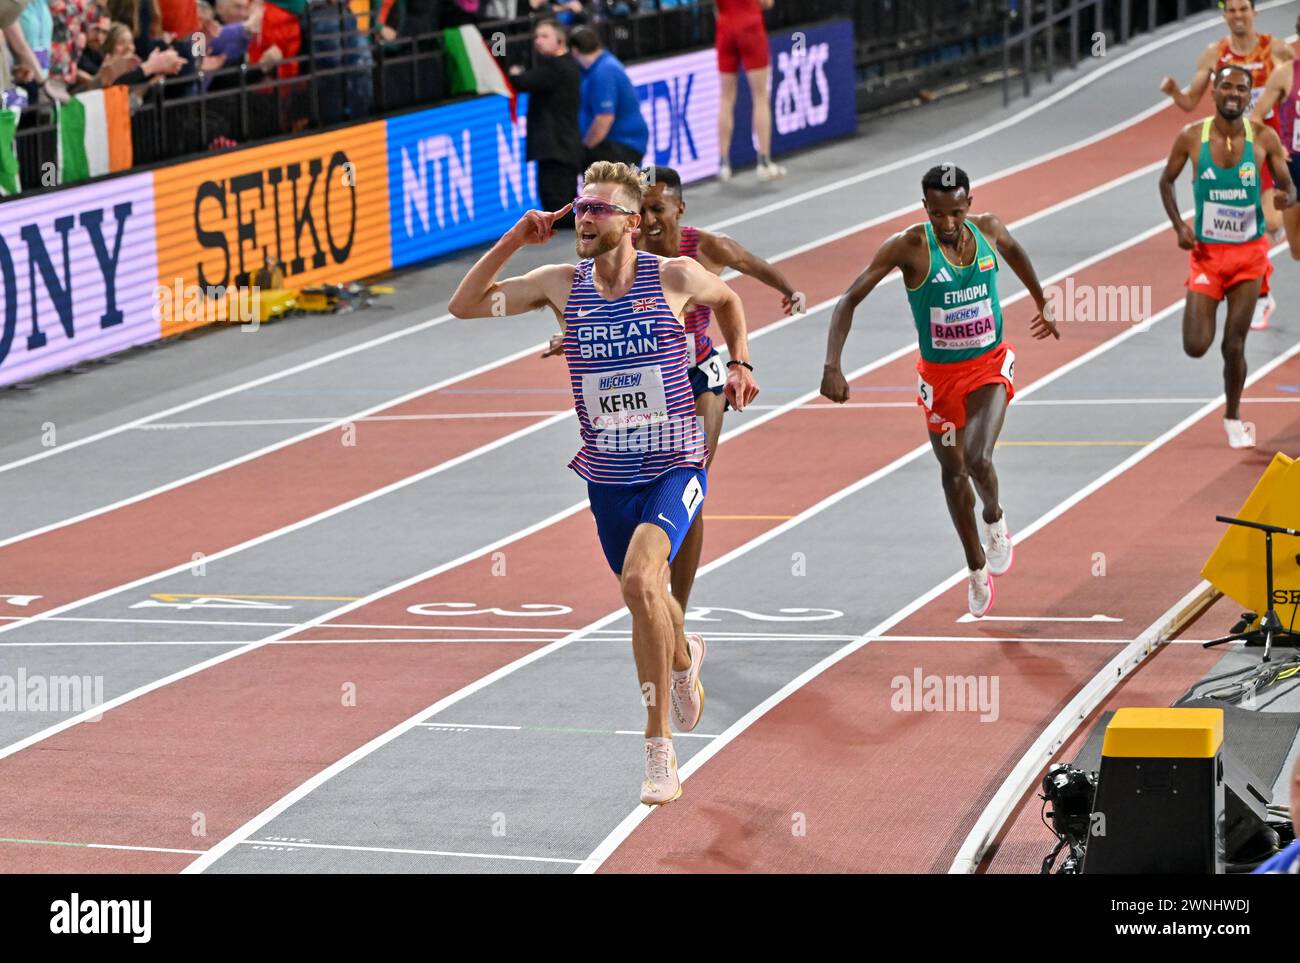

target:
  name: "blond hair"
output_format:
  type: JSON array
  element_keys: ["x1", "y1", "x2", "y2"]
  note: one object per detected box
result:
[{"x1": 581, "y1": 161, "x2": 648, "y2": 209}]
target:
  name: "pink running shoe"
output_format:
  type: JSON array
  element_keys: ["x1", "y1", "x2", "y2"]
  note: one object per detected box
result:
[
  {"x1": 967, "y1": 565, "x2": 995, "y2": 618},
  {"x1": 671, "y1": 634, "x2": 707, "y2": 732},
  {"x1": 641, "y1": 737, "x2": 681, "y2": 806}
]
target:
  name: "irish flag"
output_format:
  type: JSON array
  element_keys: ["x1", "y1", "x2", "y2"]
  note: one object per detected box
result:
[
  {"x1": 0, "y1": 106, "x2": 20, "y2": 196},
  {"x1": 57, "y1": 87, "x2": 133, "y2": 185},
  {"x1": 443, "y1": 24, "x2": 516, "y2": 119}
]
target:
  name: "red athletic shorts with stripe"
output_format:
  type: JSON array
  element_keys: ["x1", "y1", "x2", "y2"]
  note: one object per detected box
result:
[
  {"x1": 716, "y1": 16, "x2": 770, "y2": 73},
  {"x1": 916, "y1": 342, "x2": 1016, "y2": 434},
  {"x1": 1186, "y1": 236, "x2": 1272, "y2": 301}
]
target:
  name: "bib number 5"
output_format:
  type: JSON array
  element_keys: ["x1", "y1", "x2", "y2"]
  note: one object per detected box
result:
[{"x1": 917, "y1": 374, "x2": 935, "y2": 409}]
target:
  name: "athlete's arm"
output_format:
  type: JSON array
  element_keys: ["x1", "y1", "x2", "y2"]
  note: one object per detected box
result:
[
  {"x1": 974, "y1": 213, "x2": 1059, "y2": 341},
  {"x1": 584, "y1": 114, "x2": 614, "y2": 148},
  {"x1": 1270, "y1": 36, "x2": 1296, "y2": 64},
  {"x1": 449, "y1": 206, "x2": 574, "y2": 319},
  {"x1": 1251, "y1": 66, "x2": 1290, "y2": 124},
  {"x1": 662, "y1": 257, "x2": 760, "y2": 411},
  {"x1": 820, "y1": 231, "x2": 913, "y2": 404},
  {"x1": 1158, "y1": 129, "x2": 1198, "y2": 250},
  {"x1": 697, "y1": 230, "x2": 803, "y2": 315},
  {"x1": 1258, "y1": 123, "x2": 1297, "y2": 210},
  {"x1": 1160, "y1": 44, "x2": 1217, "y2": 111}
]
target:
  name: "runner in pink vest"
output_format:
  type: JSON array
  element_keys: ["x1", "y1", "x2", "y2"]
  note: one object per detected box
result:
[{"x1": 1252, "y1": 15, "x2": 1300, "y2": 260}]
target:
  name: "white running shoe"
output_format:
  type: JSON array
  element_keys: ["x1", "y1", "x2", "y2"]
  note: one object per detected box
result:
[
  {"x1": 983, "y1": 514, "x2": 1014, "y2": 576},
  {"x1": 967, "y1": 565, "x2": 994, "y2": 618},
  {"x1": 670, "y1": 633, "x2": 706, "y2": 732},
  {"x1": 1251, "y1": 296, "x2": 1275, "y2": 331},
  {"x1": 756, "y1": 161, "x2": 787, "y2": 182},
  {"x1": 1224, "y1": 418, "x2": 1255, "y2": 449},
  {"x1": 640, "y1": 737, "x2": 681, "y2": 806},
  {"x1": 718, "y1": 161, "x2": 732, "y2": 182}
]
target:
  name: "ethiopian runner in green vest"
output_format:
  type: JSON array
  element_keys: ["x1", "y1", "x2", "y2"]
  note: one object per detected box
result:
[
  {"x1": 820, "y1": 164, "x2": 1059, "y2": 618},
  {"x1": 1159, "y1": 64, "x2": 1295, "y2": 450}
]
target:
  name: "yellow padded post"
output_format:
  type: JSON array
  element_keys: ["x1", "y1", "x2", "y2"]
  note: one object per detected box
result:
[{"x1": 1101, "y1": 707, "x2": 1224, "y2": 759}]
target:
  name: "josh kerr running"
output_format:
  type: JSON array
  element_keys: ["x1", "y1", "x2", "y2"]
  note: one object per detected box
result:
[{"x1": 450, "y1": 162, "x2": 759, "y2": 806}]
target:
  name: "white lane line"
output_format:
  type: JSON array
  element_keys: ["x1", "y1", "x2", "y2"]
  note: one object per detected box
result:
[
  {"x1": 0, "y1": 615, "x2": 854, "y2": 638},
  {"x1": 235, "y1": 839, "x2": 582, "y2": 865},
  {"x1": 418, "y1": 723, "x2": 722, "y2": 739},
  {"x1": 181, "y1": 246, "x2": 1241, "y2": 875},
  {"x1": 135, "y1": 396, "x2": 1256, "y2": 427},
  {"x1": 576, "y1": 328, "x2": 1300, "y2": 874},
  {"x1": 955, "y1": 614, "x2": 1123, "y2": 624},
  {"x1": 948, "y1": 581, "x2": 1219, "y2": 874},
  {"x1": 140, "y1": 411, "x2": 569, "y2": 428},
  {"x1": 0, "y1": 635, "x2": 1219, "y2": 647},
  {"x1": 0, "y1": 838, "x2": 204, "y2": 855},
  {"x1": 0, "y1": 341, "x2": 557, "y2": 555},
  {"x1": 0, "y1": 640, "x2": 248, "y2": 647}
]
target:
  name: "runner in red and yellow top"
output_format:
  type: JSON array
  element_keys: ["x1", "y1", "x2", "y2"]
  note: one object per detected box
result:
[
  {"x1": 821, "y1": 164, "x2": 1059, "y2": 618},
  {"x1": 1159, "y1": 66, "x2": 1295, "y2": 449},
  {"x1": 1161, "y1": 0, "x2": 1294, "y2": 301},
  {"x1": 1250, "y1": 13, "x2": 1300, "y2": 260}
]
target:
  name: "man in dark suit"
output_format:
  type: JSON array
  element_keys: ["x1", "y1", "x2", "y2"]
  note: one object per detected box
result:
[{"x1": 509, "y1": 18, "x2": 583, "y2": 229}]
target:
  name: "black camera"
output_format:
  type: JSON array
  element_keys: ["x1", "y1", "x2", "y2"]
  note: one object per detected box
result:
[{"x1": 1039, "y1": 763, "x2": 1097, "y2": 874}]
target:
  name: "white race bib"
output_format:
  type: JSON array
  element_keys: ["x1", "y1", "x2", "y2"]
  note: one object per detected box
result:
[
  {"x1": 1291, "y1": 104, "x2": 1300, "y2": 152},
  {"x1": 1000, "y1": 347, "x2": 1016, "y2": 383},
  {"x1": 917, "y1": 373, "x2": 936, "y2": 410},
  {"x1": 929, "y1": 299, "x2": 997, "y2": 351},
  {"x1": 681, "y1": 475, "x2": 704, "y2": 519},
  {"x1": 582, "y1": 366, "x2": 669, "y2": 430},
  {"x1": 1202, "y1": 202, "x2": 1257, "y2": 242},
  {"x1": 698, "y1": 354, "x2": 726, "y2": 389}
]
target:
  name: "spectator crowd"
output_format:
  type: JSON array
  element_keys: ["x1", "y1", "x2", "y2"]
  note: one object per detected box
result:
[{"x1": 0, "y1": 0, "x2": 705, "y2": 193}]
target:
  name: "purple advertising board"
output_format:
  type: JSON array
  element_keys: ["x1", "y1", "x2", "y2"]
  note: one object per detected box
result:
[
  {"x1": 627, "y1": 48, "x2": 721, "y2": 186},
  {"x1": 0, "y1": 173, "x2": 159, "y2": 387},
  {"x1": 627, "y1": 19, "x2": 856, "y2": 184}
]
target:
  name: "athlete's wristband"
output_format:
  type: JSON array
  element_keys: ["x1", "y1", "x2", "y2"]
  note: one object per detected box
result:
[{"x1": 726, "y1": 360, "x2": 754, "y2": 372}]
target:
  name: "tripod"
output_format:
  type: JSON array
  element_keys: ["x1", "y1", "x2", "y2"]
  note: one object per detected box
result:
[{"x1": 1204, "y1": 515, "x2": 1300, "y2": 663}]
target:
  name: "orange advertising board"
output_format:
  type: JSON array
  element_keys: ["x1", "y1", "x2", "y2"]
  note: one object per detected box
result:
[{"x1": 152, "y1": 123, "x2": 391, "y2": 334}]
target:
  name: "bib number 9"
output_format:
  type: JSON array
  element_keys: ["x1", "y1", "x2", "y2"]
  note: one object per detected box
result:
[{"x1": 702, "y1": 356, "x2": 726, "y2": 389}]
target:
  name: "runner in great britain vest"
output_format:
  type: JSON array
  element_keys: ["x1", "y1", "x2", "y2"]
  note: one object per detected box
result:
[{"x1": 562, "y1": 251, "x2": 707, "y2": 486}]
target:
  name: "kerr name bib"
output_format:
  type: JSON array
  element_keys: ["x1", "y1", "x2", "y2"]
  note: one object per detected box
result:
[{"x1": 582, "y1": 365, "x2": 669, "y2": 430}]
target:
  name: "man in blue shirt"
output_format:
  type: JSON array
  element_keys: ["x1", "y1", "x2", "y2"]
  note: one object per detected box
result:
[
  {"x1": 1254, "y1": 750, "x2": 1300, "y2": 874},
  {"x1": 570, "y1": 26, "x2": 648, "y2": 168}
]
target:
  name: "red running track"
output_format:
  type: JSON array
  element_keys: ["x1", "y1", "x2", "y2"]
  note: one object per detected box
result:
[
  {"x1": 0, "y1": 214, "x2": 1203, "y2": 871},
  {"x1": 1, "y1": 104, "x2": 1191, "y2": 620},
  {"x1": 595, "y1": 356, "x2": 1300, "y2": 873}
]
